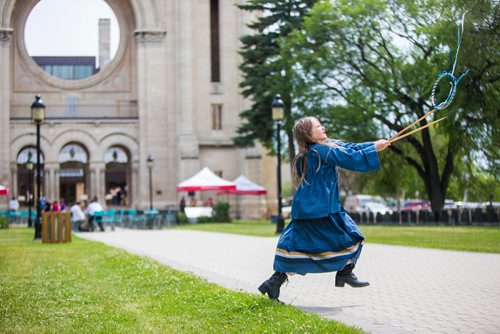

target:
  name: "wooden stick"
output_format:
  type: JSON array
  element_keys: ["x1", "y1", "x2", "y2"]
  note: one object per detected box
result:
[
  {"x1": 388, "y1": 109, "x2": 437, "y2": 141},
  {"x1": 389, "y1": 116, "x2": 447, "y2": 143}
]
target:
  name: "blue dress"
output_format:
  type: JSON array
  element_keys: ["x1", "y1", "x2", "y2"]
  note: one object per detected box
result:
[{"x1": 273, "y1": 141, "x2": 381, "y2": 274}]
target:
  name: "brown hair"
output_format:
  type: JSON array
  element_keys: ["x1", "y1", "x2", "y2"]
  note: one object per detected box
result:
[{"x1": 291, "y1": 117, "x2": 322, "y2": 187}]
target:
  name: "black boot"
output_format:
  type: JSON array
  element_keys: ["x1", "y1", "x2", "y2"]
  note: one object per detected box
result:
[
  {"x1": 258, "y1": 272, "x2": 288, "y2": 300},
  {"x1": 335, "y1": 264, "x2": 369, "y2": 288}
]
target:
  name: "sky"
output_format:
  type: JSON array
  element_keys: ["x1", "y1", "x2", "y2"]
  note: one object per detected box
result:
[{"x1": 24, "y1": 0, "x2": 120, "y2": 66}]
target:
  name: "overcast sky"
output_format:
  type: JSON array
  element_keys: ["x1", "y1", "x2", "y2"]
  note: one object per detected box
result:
[{"x1": 24, "y1": 0, "x2": 120, "y2": 63}]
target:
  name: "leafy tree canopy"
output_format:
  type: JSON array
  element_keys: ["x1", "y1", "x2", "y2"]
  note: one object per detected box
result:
[{"x1": 282, "y1": 0, "x2": 499, "y2": 209}]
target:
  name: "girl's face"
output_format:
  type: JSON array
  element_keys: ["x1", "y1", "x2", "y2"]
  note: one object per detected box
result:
[{"x1": 310, "y1": 118, "x2": 327, "y2": 142}]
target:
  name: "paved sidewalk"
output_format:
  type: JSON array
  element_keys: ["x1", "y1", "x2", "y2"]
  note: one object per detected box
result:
[{"x1": 77, "y1": 229, "x2": 500, "y2": 334}]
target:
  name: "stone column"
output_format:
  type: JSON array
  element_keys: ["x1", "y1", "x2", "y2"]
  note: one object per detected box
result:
[
  {"x1": 43, "y1": 163, "x2": 58, "y2": 201},
  {"x1": 135, "y1": 29, "x2": 167, "y2": 209},
  {"x1": 54, "y1": 168, "x2": 60, "y2": 201},
  {"x1": 176, "y1": 1, "x2": 200, "y2": 181},
  {"x1": 131, "y1": 161, "x2": 139, "y2": 208},
  {"x1": 0, "y1": 29, "x2": 13, "y2": 188},
  {"x1": 10, "y1": 164, "x2": 17, "y2": 197},
  {"x1": 99, "y1": 167, "x2": 106, "y2": 208},
  {"x1": 89, "y1": 167, "x2": 96, "y2": 200},
  {"x1": 91, "y1": 162, "x2": 106, "y2": 203}
]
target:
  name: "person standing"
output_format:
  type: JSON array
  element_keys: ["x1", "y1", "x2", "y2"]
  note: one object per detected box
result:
[
  {"x1": 8, "y1": 196, "x2": 19, "y2": 212},
  {"x1": 70, "y1": 201, "x2": 87, "y2": 231},
  {"x1": 258, "y1": 116, "x2": 390, "y2": 301},
  {"x1": 179, "y1": 196, "x2": 186, "y2": 213}
]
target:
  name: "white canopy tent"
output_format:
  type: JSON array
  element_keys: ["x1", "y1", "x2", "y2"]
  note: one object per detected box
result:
[
  {"x1": 226, "y1": 175, "x2": 267, "y2": 195},
  {"x1": 176, "y1": 167, "x2": 236, "y2": 192},
  {"x1": 176, "y1": 167, "x2": 236, "y2": 220}
]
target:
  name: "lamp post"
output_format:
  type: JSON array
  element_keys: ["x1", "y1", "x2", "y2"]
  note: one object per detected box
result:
[
  {"x1": 31, "y1": 95, "x2": 45, "y2": 239},
  {"x1": 272, "y1": 95, "x2": 285, "y2": 234},
  {"x1": 147, "y1": 155, "x2": 154, "y2": 210},
  {"x1": 26, "y1": 152, "x2": 34, "y2": 228}
]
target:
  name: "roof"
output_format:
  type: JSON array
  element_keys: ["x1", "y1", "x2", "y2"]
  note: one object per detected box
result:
[{"x1": 176, "y1": 167, "x2": 236, "y2": 192}]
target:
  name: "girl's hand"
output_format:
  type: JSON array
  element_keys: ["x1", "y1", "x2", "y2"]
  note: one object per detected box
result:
[{"x1": 375, "y1": 139, "x2": 391, "y2": 152}]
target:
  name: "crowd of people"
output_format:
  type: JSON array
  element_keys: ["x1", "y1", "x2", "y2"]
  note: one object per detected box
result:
[{"x1": 7, "y1": 195, "x2": 106, "y2": 232}]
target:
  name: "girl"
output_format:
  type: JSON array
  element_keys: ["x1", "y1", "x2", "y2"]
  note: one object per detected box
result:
[{"x1": 258, "y1": 116, "x2": 390, "y2": 301}]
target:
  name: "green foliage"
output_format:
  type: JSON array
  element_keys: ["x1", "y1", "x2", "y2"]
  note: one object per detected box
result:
[
  {"x1": 212, "y1": 201, "x2": 231, "y2": 223},
  {"x1": 196, "y1": 216, "x2": 213, "y2": 223},
  {"x1": 281, "y1": 0, "x2": 500, "y2": 208},
  {"x1": 0, "y1": 216, "x2": 8, "y2": 229},
  {"x1": 177, "y1": 211, "x2": 188, "y2": 225},
  {"x1": 0, "y1": 228, "x2": 361, "y2": 333},
  {"x1": 235, "y1": 0, "x2": 318, "y2": 161}
]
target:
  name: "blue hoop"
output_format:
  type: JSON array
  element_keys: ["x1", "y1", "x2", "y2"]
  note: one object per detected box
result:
[{"x1": 430, "y1": 12, "x2": 469, "y2": 110}]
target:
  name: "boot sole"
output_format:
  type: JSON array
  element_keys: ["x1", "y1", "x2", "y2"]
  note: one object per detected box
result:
[{"x1": 335, "y1": 280, "x2": 369, "y2": 288}]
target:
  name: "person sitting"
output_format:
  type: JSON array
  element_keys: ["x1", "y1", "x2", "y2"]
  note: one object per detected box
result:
[{"x1": 86, "y1": 196, "x2": 104, "y2": 232}]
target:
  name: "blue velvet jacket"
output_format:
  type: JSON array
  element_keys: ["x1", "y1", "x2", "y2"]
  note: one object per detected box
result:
[{"x1": 291, "y1": 140, "x2": 381, "y2": 219}]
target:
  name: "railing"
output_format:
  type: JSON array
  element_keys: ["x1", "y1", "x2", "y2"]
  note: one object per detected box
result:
[{"x1": 350, "y1": 207, "x2": 500, "y2": 225}]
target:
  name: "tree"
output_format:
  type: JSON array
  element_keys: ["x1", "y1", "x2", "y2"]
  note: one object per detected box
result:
[
  {"x1": 235, "y1": 0, "x2": 318, "y2": 162},
  {"x1": 283, "y1": 0, "x2": 499, "y2": 211}
]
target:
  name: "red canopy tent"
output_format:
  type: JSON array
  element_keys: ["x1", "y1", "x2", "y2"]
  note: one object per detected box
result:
[
  {"x1": 224, "y1": 175, "x2": 267, "y2": 195},
  {"x1": 0, "y1": 185, "x2": 9, "y2": 196},
  {"x1": 176, "y1": 167, "x2": 236, "y2": 192},
  {"x1": 218, "y1": 175, "x2": 267, "y2": 219}
]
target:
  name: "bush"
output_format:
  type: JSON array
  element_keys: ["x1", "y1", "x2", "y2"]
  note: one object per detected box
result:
[
  {"x1": 197, "y1": 216, "x2": 213, "y2": 223},
  {"x1": 212, "y1": 201, "x2": 231, "y2": 222},
  {"x1": 0, "y1": 216, "x2": 8, "y2": 229},
  {"x1": 177, "y1": 212, "x2": 188, "y2": 225}
]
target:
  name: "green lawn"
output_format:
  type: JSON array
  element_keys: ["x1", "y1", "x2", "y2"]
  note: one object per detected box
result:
[
  {"x1": 178, "y1": 220, "x2": 500, "y2": 253},
  {"x1": 0, "y1": 228, "x2": 363, "y2": 334}
]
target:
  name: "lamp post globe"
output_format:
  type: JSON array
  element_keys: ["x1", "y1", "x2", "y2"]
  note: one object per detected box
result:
[
  {"x1": 147, "y1": 155, "x2": 154, "y2": 210},
  {"x1": 31, "y1": 95, "x2": 45, "y2": 240},
  {"x1": 272, "y1": 95, "x2": 285, "y2": 234}
]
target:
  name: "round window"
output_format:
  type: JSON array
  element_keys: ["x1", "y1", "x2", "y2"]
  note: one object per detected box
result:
[{"x1": 24, "y1": 0, "x2": 120, "y2": 81}]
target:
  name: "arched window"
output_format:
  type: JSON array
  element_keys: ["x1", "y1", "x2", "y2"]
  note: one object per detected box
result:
[
  {"x1": 17, "y1": 147, "x2": 43, "y2": 164},
  {"x1": 59, "y1": 143, "x2": 88, "y2": 163},
  {"x1": 104, "y1": 146, "x2": 128, "y2": 163}
]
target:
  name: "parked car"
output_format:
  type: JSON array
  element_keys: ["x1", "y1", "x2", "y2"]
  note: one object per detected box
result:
[
  {"x1": 365, "y1": 201, "x2": 393, "y2": 215},
  {"x1": 344, "y1": 195, "x2": 389, "y2": 214},
  {"x1": 402, "y1": 199, "x2": 431, "y2": 212}
]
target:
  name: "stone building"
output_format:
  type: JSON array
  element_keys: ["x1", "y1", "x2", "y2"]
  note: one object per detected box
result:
[{"x1": 0, "y1": 0, "x2": 279, "y2": 218}]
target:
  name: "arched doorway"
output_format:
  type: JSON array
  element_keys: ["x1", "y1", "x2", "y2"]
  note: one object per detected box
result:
[
  {"x1": 16, "y1": 147, "x2": 43, "y2": 205},
  {"x1": 104, "y1": 146, "x2": 129, "y2": 206},
  {"x1": 59, "y1": 143, "x2": 88, "y2": 204}
]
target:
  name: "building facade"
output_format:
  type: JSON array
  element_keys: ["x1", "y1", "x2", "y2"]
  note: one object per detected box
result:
[{"x1": 0, "y1": 0, "x2": 278, "y2": 218}]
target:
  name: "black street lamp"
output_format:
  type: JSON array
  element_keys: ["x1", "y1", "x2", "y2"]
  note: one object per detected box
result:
[
  {"x1": 31, "y1": 95, "x2": 45, "y2": 240},
  {"x1": 272, "y1": 95, "x2": 285, "y2": 234},
  {"x1": 26, "y1": 151, "x2": 34, "y2": 228},
  {"x1": 147, "y1": 155, "x2": 154, "y2": 210}
]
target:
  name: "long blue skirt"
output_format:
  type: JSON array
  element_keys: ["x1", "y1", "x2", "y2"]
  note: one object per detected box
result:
[{"x1": 273, "y1": 212, "x2": 364, "y2": 274}]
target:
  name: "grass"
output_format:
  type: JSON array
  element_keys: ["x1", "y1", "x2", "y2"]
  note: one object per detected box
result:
[
  {"x1": 0, "y1": 228, "x2": 363, "y2": 334},
  {"x1": 178, "y1": 220, "x2": 500, "y2": 253}
]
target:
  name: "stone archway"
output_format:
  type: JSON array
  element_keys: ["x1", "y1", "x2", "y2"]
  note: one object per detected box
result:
[
  {"x1": 104, "y1": 146, "x2": 130, "y2": 207},
  {"x1": 58, "y1": 143, "x2": 89, "y2": 205}
]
